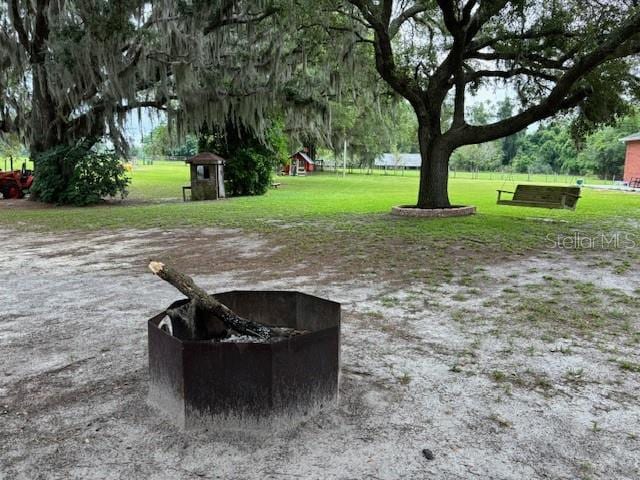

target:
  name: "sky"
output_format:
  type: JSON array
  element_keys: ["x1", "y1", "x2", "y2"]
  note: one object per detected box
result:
[{"x1": 124, "y1": 109, "x2": 165, "y2": 147}]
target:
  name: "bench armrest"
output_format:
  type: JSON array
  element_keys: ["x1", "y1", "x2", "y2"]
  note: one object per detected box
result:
[{"x1": 496, "y1": 190, "x2": 515, "y2": 194}]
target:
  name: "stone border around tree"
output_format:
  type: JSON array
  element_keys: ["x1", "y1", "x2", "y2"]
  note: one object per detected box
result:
[{"x1": 391, "y1": 205, "x2": 476, "y2": 218}]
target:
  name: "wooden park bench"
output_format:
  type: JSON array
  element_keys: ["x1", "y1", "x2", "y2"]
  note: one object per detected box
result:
[
  {"x1": 629, "y1": 178, "x2": 640, "y2": 188},
  {"x1": 496, "y1": 185, "x2": 581, "y2": 210},
  {"x1": 271, "y1": 182, "x2": 282, "y2": 189}
]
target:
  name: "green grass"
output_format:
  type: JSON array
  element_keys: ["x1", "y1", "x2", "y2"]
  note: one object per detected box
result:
[{"x1": 2, "y1": 161, "x2": 639, "y2": 253}]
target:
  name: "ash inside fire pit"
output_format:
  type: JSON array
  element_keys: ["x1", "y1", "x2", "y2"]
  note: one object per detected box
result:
[{"x1": 148, "y1": 290, "x2": 341, "y2": 430}]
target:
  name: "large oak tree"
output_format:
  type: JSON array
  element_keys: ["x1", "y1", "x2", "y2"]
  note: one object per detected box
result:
[
  {"x1": 330, "y1": 0, "x2": 640, "y2": 208},
  {"x1": 0, "y1": 0, "x2": 332, "y2": 198}
]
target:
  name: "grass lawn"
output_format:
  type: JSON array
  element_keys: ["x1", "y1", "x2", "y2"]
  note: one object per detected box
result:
[{"x1": 2, "y1": 161, "x2": 639, "y2": 251}]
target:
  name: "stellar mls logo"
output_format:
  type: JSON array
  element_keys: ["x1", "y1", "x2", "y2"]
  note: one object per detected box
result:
[{"x1": 547, "y1": 232, "x2": 637, "y2": 249}]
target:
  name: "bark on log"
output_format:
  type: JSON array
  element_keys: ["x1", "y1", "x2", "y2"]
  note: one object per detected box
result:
[{"x1": 149, "y1": 261, "x2": 301, "y2": 340}]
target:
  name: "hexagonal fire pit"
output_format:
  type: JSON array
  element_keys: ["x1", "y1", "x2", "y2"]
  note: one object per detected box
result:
[{"x1": 148, "y1": 291, "x2": 341, "y2": 429}]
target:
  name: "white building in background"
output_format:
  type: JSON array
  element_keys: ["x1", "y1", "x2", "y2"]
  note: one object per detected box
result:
[{"x1": 375, "y1": 153, "x2": 422, "y2": 169}]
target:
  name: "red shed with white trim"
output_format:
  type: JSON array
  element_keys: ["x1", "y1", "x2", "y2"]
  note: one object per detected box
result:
[
  {"x1": 284, "y1": 151, "x2": 315, "y2": 176},
  {"x1": 622, "y1": 132, "x2": 640, "y2": 185}
]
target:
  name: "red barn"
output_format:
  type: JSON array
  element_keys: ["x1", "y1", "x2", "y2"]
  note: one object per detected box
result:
[{"x1": 622, "y1": 132, "x2": 640, "y2": 186}]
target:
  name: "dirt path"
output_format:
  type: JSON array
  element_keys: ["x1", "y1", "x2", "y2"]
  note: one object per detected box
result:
[{"x1": 1, "y1": 228, "x2": 638, "y2": 479}]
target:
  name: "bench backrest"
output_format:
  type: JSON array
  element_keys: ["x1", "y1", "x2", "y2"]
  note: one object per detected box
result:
[{"x1": 513, "y1": 185, "x2": 581, "y2": 208}]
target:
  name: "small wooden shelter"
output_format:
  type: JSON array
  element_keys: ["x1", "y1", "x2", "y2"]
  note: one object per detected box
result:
[{"x1": 184, "y1": 152, "x2": 226, "y2": 201}]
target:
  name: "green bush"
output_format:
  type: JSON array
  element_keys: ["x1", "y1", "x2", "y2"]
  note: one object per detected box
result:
[
  {"x1": 199, "y1": 119, "x2": 288, "y2": 197},
  {"x1": 32, "y1": 143, "x2": 130, "y2": 205},
  {"x1": 224, "y1": 147, "x2": 273, "y2": 196}
]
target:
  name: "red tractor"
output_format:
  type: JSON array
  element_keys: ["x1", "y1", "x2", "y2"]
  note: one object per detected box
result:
[{"x1": 0, "y1": 161, "x2": 34, "y2": 199}]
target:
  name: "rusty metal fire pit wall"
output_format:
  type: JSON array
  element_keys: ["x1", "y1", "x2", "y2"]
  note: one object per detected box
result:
[{"x1": 148, "y1": 291, "x2": 341, "y2": 430}]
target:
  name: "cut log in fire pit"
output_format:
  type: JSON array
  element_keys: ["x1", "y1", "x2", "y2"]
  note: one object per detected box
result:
[{"x1": 147, "y1": 262, "x2": 341, "y2": 429}]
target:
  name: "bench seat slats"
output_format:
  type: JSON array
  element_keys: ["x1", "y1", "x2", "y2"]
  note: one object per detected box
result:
[{"x1": 496, "y1": 185, "x2": 581, "y2": 210}]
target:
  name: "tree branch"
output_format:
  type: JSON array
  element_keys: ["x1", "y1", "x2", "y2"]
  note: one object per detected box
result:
[
  {"x1": 389, "y1": 4, "x2": 430, "y2": 37},
  {"x1": 447, "y1": 9, "x2": 640, "y2": 145},
  {"x1": 203, "y1": 5, "x2": 279, "y2": 34},
  {"x1": 465, "y1": 67, "x2": 559, "y2": 83}
]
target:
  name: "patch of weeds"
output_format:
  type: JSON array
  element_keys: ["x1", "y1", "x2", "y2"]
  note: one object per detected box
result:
[
  {"x1": 405, "y1": 293, "x2": 421, "y2": 302},
  {"x1": 502, "y1": 287, "x2": 518, "y2": 294},
  {"x1": 451, "y1": 293, "x2": 468, "y2": 302},
  {"x1": 398, "y1": 372, "x2": 411, "y2": 385},
  {"x1": 468, "y1": 337, "x2": 482, "y2": 350},
  {"x1": 482, "y1": 298, "x2": 499, "y2": 308},
  {"x1": 423, "y1": 298, "x2": 441, "y2": 309},
  {"x1": 550, "y1": 344, "x2": 573, "y2": 355},
  {"x1": 574, "y1": 281, "x2": 597, "y2": 296},
  {"x1": 490, "y1": 370, "x2": 507, "y2": 383},
  {"x1": 499, "y1": 344, "x2": 515, "y2": 356},
  {"x1": 487, "y1": 413, "x2": 512, "y2": 428},
  {"x1": 456, "y1": 275, "x2": 475, "y2": 287},
  {"x1": 614, "y1": 260, "x2": 631, "y2": 275},
  {"x1": 380, "y1": 296, "x2": 400, "y2": 307},
  {"x1": 449, "y1": 364, "x2": 463, "y2": 373},
  {"x1": 563, "y1": 368, "x2": 586, "y2": 386},
  {"x1": 609, "y1": 310, "x2": 628, "y2": 322},
  {"x1": 499, "y1": 369, "x2": 555, "y2": 395},
  {"x1": 450, "y1": 309, "x2": 472, "y2": 323},
  {"x1": 549, "y1": 289, "x2": 564, "y2": 298},
  {"x1": 501, "y1": 383, "x2": 513, "y2": 396},
  {"x1": 617, "y1": 360, "x2": 640, "y2": 373},
  {"x1": 577, "y1": 461, "x2": 594, "y2": 478},
  {"x1": 460, "y1": 348, "x2": 478, "y2": 359},
  {"x1": 533, "y1": 375, "x2": 553, "y2": 391}
]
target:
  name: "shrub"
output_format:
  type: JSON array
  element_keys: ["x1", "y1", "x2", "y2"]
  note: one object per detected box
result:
[
  {"x1": 199, "y1": 119, "x2": 288, "y2": 197},
  {"x1": 224, "y1": 147, "x2": 273, "y2": 196},
  {"x1": 32, "y1": 143, "x2": 130, "y2": 205}
]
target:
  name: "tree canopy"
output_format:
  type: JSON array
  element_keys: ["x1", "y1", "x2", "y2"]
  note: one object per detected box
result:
[{"x1": 324, "y1": 0, "x2": 640, "y2": 207}]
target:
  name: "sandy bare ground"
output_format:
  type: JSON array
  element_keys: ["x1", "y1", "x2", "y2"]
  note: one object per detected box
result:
[{"x1": 1, "y1": 227, "x2": 639, "y2": 479}]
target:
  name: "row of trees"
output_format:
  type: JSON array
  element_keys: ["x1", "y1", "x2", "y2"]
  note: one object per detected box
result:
[
  {"x1": 451, "y1": 107, "x2": 639, "y2": 179},
  {"x1": 2, "y1": 1, "x2": 640, "y2": 207}
]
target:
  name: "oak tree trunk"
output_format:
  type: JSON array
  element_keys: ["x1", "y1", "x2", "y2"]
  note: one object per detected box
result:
[
  {"x1": 416, "y1": 122, "x2": 452, "y2": 209},
  {"x1": 30, "y1": 66, "x2": 58, "y2": 157}
]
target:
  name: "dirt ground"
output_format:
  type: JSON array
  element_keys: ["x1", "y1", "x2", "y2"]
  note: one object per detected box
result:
[{"x1": 1, "y1": 226, "x2": 639, "y2": 480}]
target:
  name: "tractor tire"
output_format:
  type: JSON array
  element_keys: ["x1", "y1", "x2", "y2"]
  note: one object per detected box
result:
[{"x1": 1, "y1": 182, "x2": 21, "y2": 199}]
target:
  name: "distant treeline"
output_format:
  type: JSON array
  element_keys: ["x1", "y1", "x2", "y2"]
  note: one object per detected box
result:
[{"x1": 450, "y1": 110, "x2": 639, "y2": 179}]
